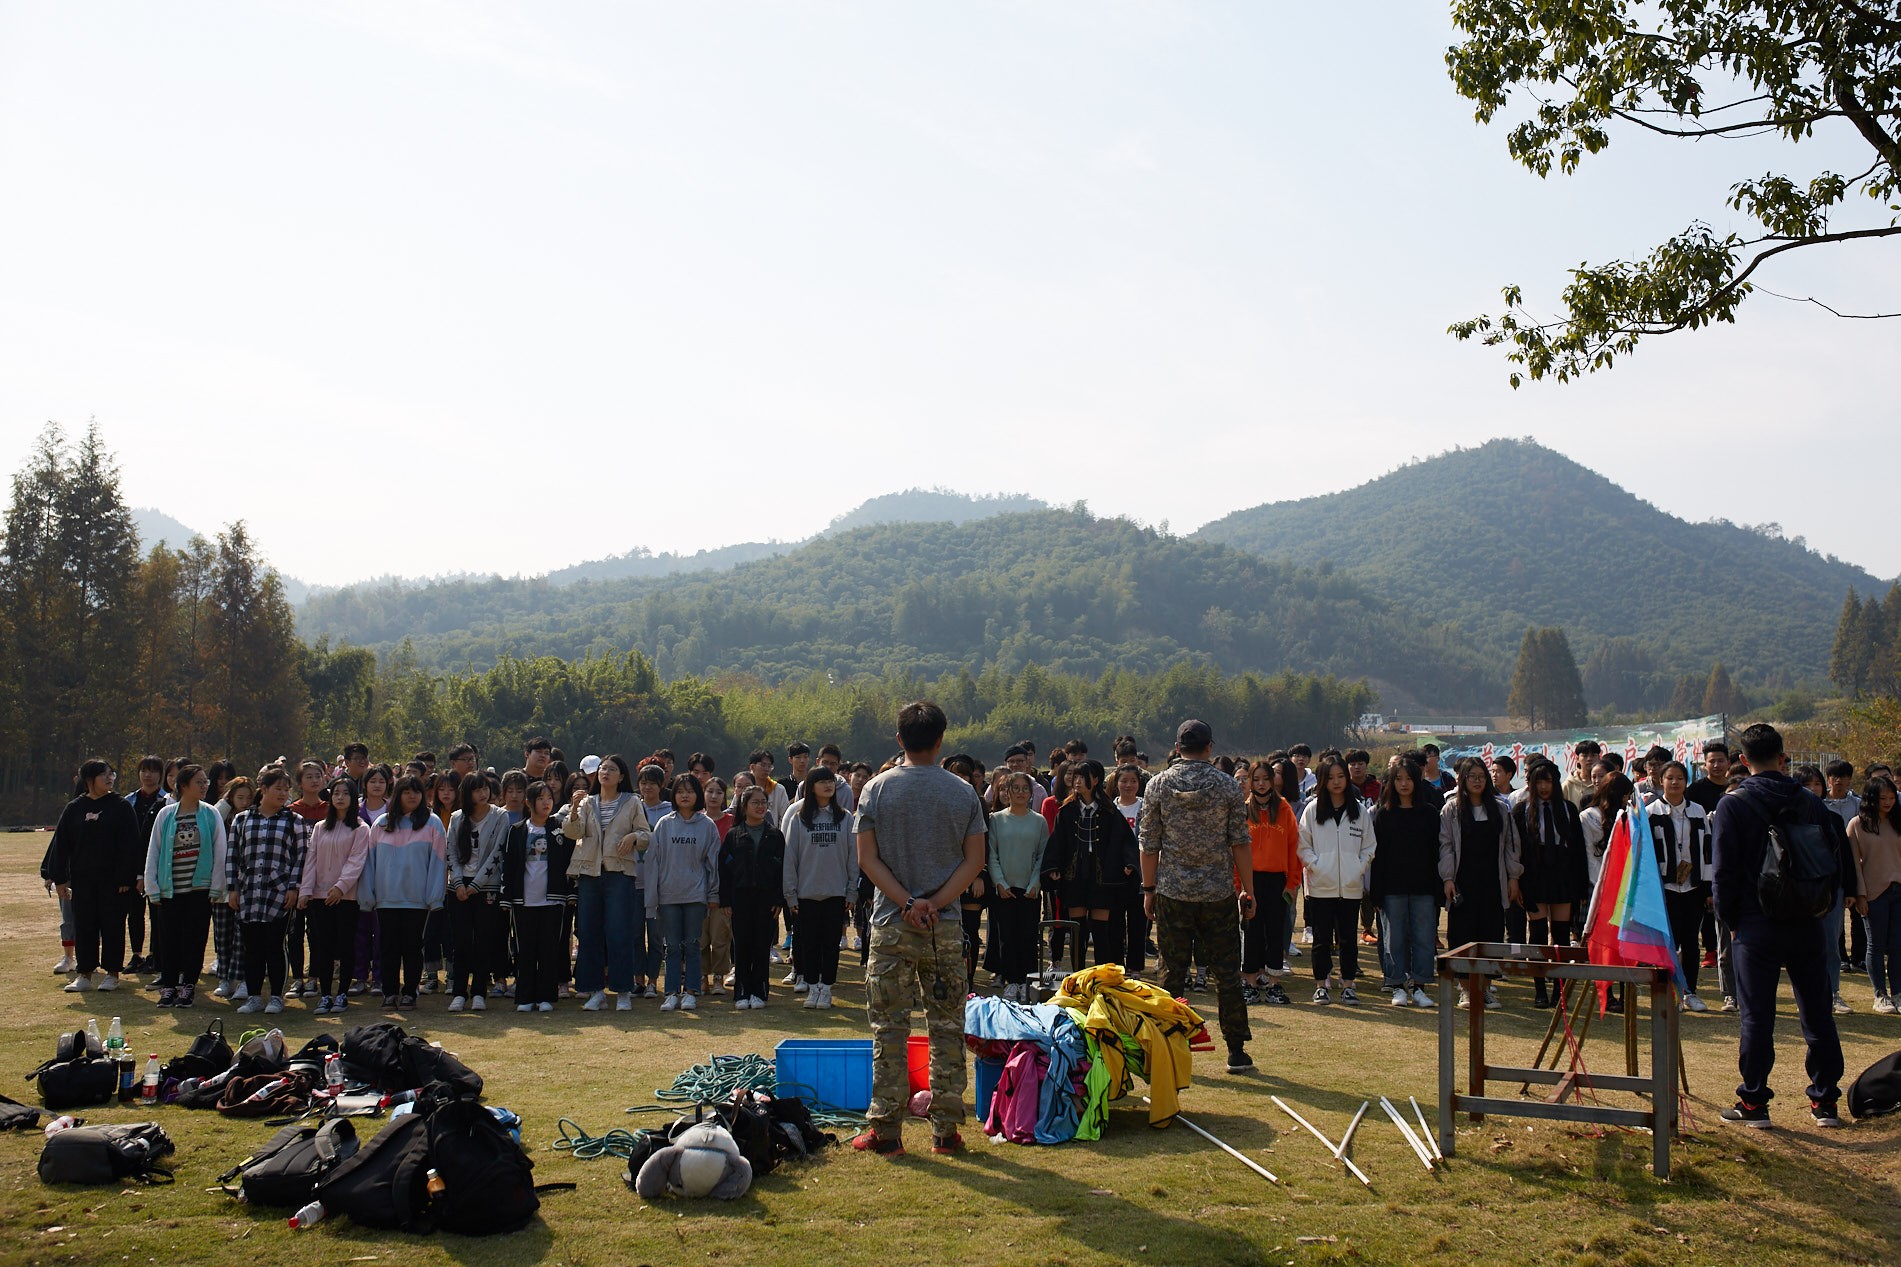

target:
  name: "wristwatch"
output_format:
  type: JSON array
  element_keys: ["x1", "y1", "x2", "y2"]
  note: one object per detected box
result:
[
  {"x1": 902, "y1": 896, "x2": 916, "y2": 913},
  {"x1": 1140, "y1": 885, "x2": 1156, "y2": 894}
]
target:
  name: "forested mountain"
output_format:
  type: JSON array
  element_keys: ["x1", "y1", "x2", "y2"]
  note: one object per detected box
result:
[
  {"x1": 1194, "y1": 438, "x2": 1882, "y2": 693},
  {"x1": 297, "y1": 509, "x2": 1502, "y2": 710},
  {"x1": 822, "y1": 489, "x2": 1046, "y2": 535},
  {"x1": 132, "y1": 507, "x2": 311, "y2": 603}
]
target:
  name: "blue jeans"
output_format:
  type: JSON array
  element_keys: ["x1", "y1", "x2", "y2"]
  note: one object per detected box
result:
[
  {"x1": 1868, "y1": 883, "x2": 1901, "y2": 998},
  {"x1": 1380, "y1": 894, "x2": 1438, "y2": 988},
  {"x1": 574, "y1": 872, "x2": 642, "y2": 994},
  {"x1": 658, "y1": 901, "x2": 704, "y2": 996}
]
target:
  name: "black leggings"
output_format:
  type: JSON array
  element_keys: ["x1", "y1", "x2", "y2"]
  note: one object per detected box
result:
[
  {"x1": 1243, "y1": 872, "x2": 1288, "y2": 975},
  {"x1": 1665, "y1": 888, "x2": 1705, "y2": 995},
  {"x1": 990, "y1": 893, "x2": 1041, "y2": 983},
  {"x1": 796, "y1": 897, "x2": 848, "y2": 986},
  {"x1": 1307, "y1": 896, "x2": 1360, "y2": 984},
  {"x1": 447, "y1": 894, "x2": 490, "y2": 998},
  {"x1": 378, "y1": 908, "x2": 428, "y2": 998},
  {"x1": 305, "y1": 900, "x2": 359, "y2": 996},
  {"x1": 155, "y1": 897, "x2": 211, "y2": 989},
  {"x1": 731, "y1": 895, "x2": 775, "y2": 1001},
  {"x1": 242, "y1": 916, "x2": 288, "y2": 998}
]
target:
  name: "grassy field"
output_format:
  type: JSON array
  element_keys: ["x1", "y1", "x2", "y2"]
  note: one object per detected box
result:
[{"x1": 1, "y1": 832, "x2": 1896, "y2": 1267}]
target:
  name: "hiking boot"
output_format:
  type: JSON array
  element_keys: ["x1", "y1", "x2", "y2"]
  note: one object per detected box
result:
[
  {"x1": 851, "y1": 1130, "x2": 903, "y2": 1156},
  {"x1": 1720, "y1": 1102, "x2": 1771, "y2": 1128},
  {"x1": 931, "y1": 1131, "x2": 965, "y2": 1154},
  {"x1": 1810, "y1": 1101, "x2": 1843, "y2": 1128},
  {"x1": 1225, "y1": 1045, "x2": 1255, "y2": 1073}
]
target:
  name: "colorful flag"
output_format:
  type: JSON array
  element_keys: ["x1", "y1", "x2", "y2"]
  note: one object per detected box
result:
[{"x1": 1583, "y1": 804, "x2": 1686, "y2": 1010}]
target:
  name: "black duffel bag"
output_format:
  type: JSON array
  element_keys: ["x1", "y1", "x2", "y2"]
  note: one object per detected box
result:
[{"x1": 26, "y1": 1031, "x2": 117, "y2": 1110}]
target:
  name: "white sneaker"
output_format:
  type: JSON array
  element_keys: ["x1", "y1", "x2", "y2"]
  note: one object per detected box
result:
[
  {"x1": 735, "y1": 996, "x2": 751, "y2": 1010},
  {"x1": 232, "y1": 983, "x2": 250, "y2": 1001},
  {"x1": 284, "y1": 979, "x2": 302, "y2": 999},
  {"x1": 660, "y1": 993, "x2": 680, "y2": 1012},
  {"x1": 1720, "y1": 994, "x2": 1738, "y2": 1013},
  {"x1": 1286, "y1": 944, "x2": 1301, "y2": 958},
  {"x1": 213, "y1": 980, "x2": 233, "y2": 999},
  {"x1": 1411, "y1": 986, "x2": 1432, "y2": 1008},
  {"x1": 583, "y1": 990, "x2": 606, "y2": 1011},
  {"x1": 448, "y1": 995, "x2": 467, "y2": 1012},
  {"x1": 1301, "y1": 928, "x2": 1314, "y2": 945},
  {"x1": 819, "y1": 984, "x2": 834, "y2": 1009},
  {"x1": 1457, "y1": 988, "x2": 1471, "y2": 1010},
  {"x1": 748, "y1": 995, "x2": 767, "y2": 1009},
  {"x1": 616, "y1": 993, "x2": 633, "y2": 1012},
  {"x1": 770, "y1": 947, "x2": 784, "y2": 963},
  {"x1": 1484, "y1": 985, "x2": 1500, "y2": 1010},
  {"x1": 794, "y1": 977, "x2": 810, "y2": 994},
  {"x1": 264, "y1": 996, "x2": 284, "y2": 1014},
  {"x1": 96, "y1": 974, "x2": 119, "y2": 992},
  {"x1": 470, "y1": 995, "x2": 487, "y2": 1011},
  {"x1": 781, "y1": 969, "x2": 799, "y2": 985},
  {"x1": 237, "y1": 995, "x2": 266, "y2": 1014},
  {"x1": 1833, "y1": 993, "x2": 1852, "y2": 1015},
  {"x1": 680, "y1": 993, "x2": 697, "y2": 1011},
  {"x1": 517, "y1": 1003, "x2": 533, "y2": 1013},
  {"x1": 1391, "y1": 988, "x2": 1411, "y2": 1007},
  {"x1": 803, "y1": 987, "x2": 820, "y2": 1009},
  {"x1": 54, "y1": 953, "x2": 75, "y2": 975},
  {"x1": 63, "y1": 974, "x2": 91, "y2": 992},
  {"x1": 1873, "y1": 994, "x2": 1897, "y2": 1015},
  {"x1": 1684, "y1": 993, "x2": 1708, "y2": 1013},
  {"x1": 537, "y1": 1001, "x2": 554, "y2": 1012}
]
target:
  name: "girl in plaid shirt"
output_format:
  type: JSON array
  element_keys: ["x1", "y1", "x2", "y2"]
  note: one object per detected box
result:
[{"x1": 226, "y1": 768, "x2": 308, "y2": 1014}]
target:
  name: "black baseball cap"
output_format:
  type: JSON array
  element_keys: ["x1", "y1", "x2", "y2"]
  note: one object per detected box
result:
[{"x1": 1176, "y1": 719, "x2": 1213, "y2": 749}]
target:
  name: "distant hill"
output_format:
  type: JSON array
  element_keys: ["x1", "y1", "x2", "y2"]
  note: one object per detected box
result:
[
  {"x1": 295, "y1": 509, "x2": 1503, "y2": 710},
  {"x1": 130, "y1": 507, "x2": 311, "y2": 605},
  {"x1": 542, "y1": 488, "x2": 1047, "y2": 586},
  {"x1": 1193, "y1": 438, "x2": 1883, "y2": 694}
]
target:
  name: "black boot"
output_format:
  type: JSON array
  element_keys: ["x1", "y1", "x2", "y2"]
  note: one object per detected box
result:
[{"x1": 1533, "y1": 977, "x2": 1551, "y2": 1008}]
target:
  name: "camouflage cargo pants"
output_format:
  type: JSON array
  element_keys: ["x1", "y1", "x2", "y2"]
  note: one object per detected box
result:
[
  {"x1": 865, "y1": 916, "x2": 967, "y2": 1136},
  {"x1": 1156, "y1": 894, "x2": 1251, "y2": 1048}
]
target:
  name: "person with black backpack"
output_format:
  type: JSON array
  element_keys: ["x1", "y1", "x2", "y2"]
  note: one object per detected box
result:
[{"x1": 1710, "y1": 724, "x2": 1860, "y2": 1129}]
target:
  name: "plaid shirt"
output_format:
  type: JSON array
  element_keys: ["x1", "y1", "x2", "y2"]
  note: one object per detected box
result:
[{"x1": 226, "y1": 807, "x2": 308, "y2": 922}]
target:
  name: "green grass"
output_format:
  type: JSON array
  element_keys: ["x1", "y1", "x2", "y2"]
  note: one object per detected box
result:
[{"x1": 1, "y1": 832, "x2": 1895, "y2": 1266}]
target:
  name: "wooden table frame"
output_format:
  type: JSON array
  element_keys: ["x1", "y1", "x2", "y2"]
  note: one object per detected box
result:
[{"x1": 1436, "y1": 942, "x2": 1679, "y2": 1179}]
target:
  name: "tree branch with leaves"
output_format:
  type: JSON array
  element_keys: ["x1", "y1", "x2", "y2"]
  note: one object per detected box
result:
[{"x1": 1446, "y1": 0, "x2": 1901, "y2": 385}]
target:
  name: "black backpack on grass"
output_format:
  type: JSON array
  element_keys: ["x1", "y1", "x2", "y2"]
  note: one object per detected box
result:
[
  {"x1": 219, "y1": 1118, "x2": 359, "y2": 1207},
  {"x1": 1848, "y1": 1048, "x2": 1901, "y2": 1120},
  {"x1": 316, "y1": 1109, "x2": 435, "y2": 1231},
  {"x1": 162, "y1": 1018, "x2": 233, "y2": 1084},
  {"x1": 26, "y1": 1031, "x2": 117, "y2": 1110},
  {"x1": 340, "y1": 1023, "x2": 482, "y2": 1098},
  {"x1": 0, "y1": 1092, "x2": 42, "y2": 1132},
  {"x1": 425, "y1": 1093, "x2": 542, "y2": 1235},
  {"x1": 39, "y1": 1122, "x2": 175, "y2": 1185}
]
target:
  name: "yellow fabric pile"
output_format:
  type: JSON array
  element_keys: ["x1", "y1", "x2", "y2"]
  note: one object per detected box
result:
[{"x1": 1050, "y1": 964, "x2": 1204, "y2": 1126}]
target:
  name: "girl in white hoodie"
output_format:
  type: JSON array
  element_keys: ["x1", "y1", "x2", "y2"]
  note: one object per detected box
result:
[{"x1": 1298, "y1": 758, "x2": 1376, "y2": 1004}]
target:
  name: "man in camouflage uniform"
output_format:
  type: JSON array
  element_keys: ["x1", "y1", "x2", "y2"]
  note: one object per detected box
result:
[
  {"x1": 854, "y1": 701, "x2": 989, "y2": 1155},
  {"x1": 1140, "y1": 718, "x2": 1258, "y2": 1072}
]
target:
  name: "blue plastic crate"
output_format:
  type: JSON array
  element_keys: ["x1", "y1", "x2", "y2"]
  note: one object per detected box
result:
[
  {"x1": 973, "y1": 1056, "x2": 1004, "y2": 1120},
  {"x1": 775, "y1": 1038, "x2": 874, "y2": 1112}
]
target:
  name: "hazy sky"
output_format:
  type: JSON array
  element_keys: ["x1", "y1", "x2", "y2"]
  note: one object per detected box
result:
[{"x1": 3, "y1": 2, "x2": 1895, "y2": 587}]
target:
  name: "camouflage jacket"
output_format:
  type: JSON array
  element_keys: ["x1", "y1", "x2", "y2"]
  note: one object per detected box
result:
[{"x1": 1137, "y1": 759, "x2": 1248, "y2": 902}]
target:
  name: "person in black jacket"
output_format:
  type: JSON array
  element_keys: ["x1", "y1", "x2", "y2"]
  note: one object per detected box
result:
[
  {"x1": 720, "y1": 785, "x2": 787, "y2": 1009},
  {"x1": 1041, "y1": 760, "x2": 1140, "y2": 967},
  {"x1": 47, "y1": 758, "x2": 142, "y2": 992},
  {"x1": 1511, "y1": 759, "x2": 1590, "y2": 1008},
  {"x1": 1371, "y1": 758, "x2": 1444, "y2": 1008},
  {"x1": 500, "y1": 781, "x2": 577, "y2": 1012},
  {"x1": 1710, "y1": 724, "x2": 1858, "y2": 1128}
]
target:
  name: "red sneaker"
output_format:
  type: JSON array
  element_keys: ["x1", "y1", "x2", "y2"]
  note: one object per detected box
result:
[
  {"x1": 851, "y1": 1130, "x2": 904, "y2": 1156},
  {"x1": 930, "y1": 1131, "x2": 965, "y2": 1154}
]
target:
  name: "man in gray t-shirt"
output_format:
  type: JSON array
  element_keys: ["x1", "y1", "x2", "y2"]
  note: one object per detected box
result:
[{"x1": 853, "y1": 701, "x2": 987, "y2": 1154}]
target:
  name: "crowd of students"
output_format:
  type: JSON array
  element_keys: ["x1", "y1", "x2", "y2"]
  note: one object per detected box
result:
[{"x1": 35, "y1": 729, "x2": 1901, "y2": 1037}]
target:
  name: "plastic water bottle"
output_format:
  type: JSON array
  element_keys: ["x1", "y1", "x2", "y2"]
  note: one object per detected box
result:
[
  {"x1": 380, "y1": 1087, "x2": 422, "y2": 1110},
  {"x1": 288, "y1": 1200, "x2": 325, "y2": 1229},
  {"x1": 85, "y1": 1018, "x2": 102, "y2": 1054},
  {"x1": 324, "y1": 1053, "x2": 344, "y2": 1092},
  {"x1": 141, "y1": 1054, "x2": 161, "y2": 1103},
  {"x1": 43, "y1": 1115, "x2": 80, "y2": 1137}
]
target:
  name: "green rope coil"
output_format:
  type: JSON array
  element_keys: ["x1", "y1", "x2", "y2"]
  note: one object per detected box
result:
[
  {"x1": 553, "y1": 1117, "x2": 653, "y2": 1161},
  {"x1": 623, "y1": 1052, "x2": 868, "y2": 1130}
]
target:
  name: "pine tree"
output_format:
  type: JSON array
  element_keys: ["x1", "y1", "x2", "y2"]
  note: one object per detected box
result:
[
  {"x1": 1537, "y1": 628, "x2": 1588, "y2": 727},
  {"x1": 1702, "y1": 661, "x2": 1744, "y2": 718},
  {"x1": 1831, "y1": 590, "x2": 1866, "y2": 695},
  {"x1": 1666, "y1": 674, "x2": 1702, "y2": 716}
]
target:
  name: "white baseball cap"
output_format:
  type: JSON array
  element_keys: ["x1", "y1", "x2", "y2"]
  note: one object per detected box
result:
[{"x1": 579, "y1": 754, "x2": 602, "y2": 775}]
